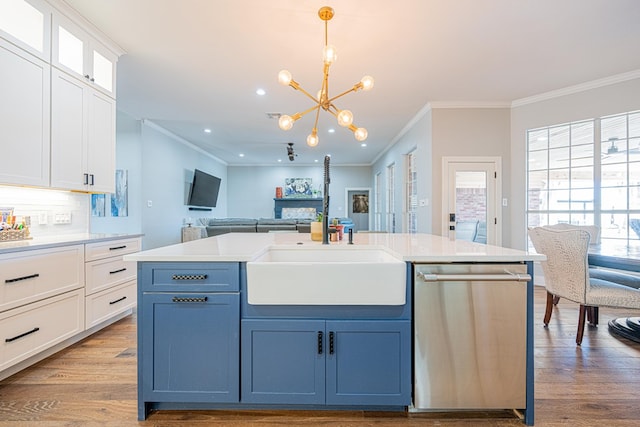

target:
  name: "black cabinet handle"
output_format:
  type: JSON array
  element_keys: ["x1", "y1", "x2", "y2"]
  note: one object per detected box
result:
[
  {"x1": 171, "y1": 274, "x2": 208, "y2": 281},
  {"x1": 84, "y1": 74, "x2": 91, "y2": 79},
  {"x1": 109, "y1": 268, "x2": 127, "y2": 275},
  {"x1": 83, "y1": 173, "x2": 89, "y2": 185},
  {"x1": 172, "y1": 296, "x2": 208, "y2": 303},
  {"x1": 5, "y1": 273, "x2": 40, "y2": 283},
  {"x1": 89, "y1": 174, "x2": 95, "y2": 185},
  {"x1": 317, "y1": 331, "x2": 323, "y2": 355},
  {"x1": 109, "y1": 296, "x2": 127, "y2": 305},
  {"x1": 109, "y1": 245, "x2": 127, "y2": 251},
  {"x1": 6, "y1": 327, "x2": 40, "y2": 343},
  {"x1": 329, "y1": 331, "x2": 335, "y2": 355}
]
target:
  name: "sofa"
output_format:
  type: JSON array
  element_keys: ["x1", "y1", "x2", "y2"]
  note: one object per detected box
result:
[
  {"x1": 202, "y1": 218, "x2": 306, "y2": 236},
  {"x1": 202, "y1": 216, "x2": 354, "y2": 237}
]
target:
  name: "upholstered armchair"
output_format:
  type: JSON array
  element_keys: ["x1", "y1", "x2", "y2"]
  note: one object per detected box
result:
[{"x1": 528, "y1": 226, "x2": 640, "y2": 345}]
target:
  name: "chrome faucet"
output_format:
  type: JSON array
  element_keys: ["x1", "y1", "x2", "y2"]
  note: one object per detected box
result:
[{"x1": 322, "y1": 155, "x2": 330, "y2": 245}]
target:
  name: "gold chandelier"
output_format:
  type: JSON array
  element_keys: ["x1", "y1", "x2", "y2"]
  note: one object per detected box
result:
[{"x1": 277, "y1": 6, "x2": 374, "y2": 147}]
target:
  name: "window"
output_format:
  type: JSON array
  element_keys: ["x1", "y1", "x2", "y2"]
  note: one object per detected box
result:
[
  {"x1": 374, "y1": 172, "x2": 382, "y2": 231},
  {"x1": 405, "y1": 150, "x2": 417, "y2": 233},
  {"x1": 526, "y1": 111, "x2": 640, "y2": 249},
  {"x1": 387, "y1": 163, "x2": 395, "y2": 233}
]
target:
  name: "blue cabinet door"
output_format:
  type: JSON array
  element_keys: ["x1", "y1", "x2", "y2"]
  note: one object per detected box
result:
[
  {"x1": 241, "y1": 319, "x2": 325, "y2": 404},
  {"x1": 325, "y1": 320, "x2": 411, "y2": 406},
  {"x1": 141, "y1": 292, "x2": 240, "y2": 402}
]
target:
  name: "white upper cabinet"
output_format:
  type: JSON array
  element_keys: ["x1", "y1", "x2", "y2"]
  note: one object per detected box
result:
[
  {"x1": 0, "y1": 0, "x2": 51, "y2": 61},
  {"x1": 52, "y1": 13, "x2": 117, "y2": 97},
  {"x1": 0, "y1": 38, "x2": 50, "y2": 187},
  {"x1": 50, "y1": 68, "x2": 115, "y2": 193}
]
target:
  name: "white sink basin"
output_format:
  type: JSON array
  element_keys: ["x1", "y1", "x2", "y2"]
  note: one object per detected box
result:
[{"x1": 246, "y1": 246, "x2": 406, "y2": 305}]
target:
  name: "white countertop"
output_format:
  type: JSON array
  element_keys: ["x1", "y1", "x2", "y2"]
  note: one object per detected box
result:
[
  {"x1": 124, "y1": 232, "x2": 544, "y2": 263},
  {"x1": 0, "y1": 233, "x2": 143, "y2": 255}
]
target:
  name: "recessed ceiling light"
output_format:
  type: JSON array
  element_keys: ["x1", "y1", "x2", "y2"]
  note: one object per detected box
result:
[
  {"x1": 314, "y1": 159, "x2": 319, "y2": 163},
  {"x1": 256, "y1": 88, "x2": 266, "y2": 96},
  {"x1": 277, "y1": 159, "x2": 282, "y2": 162},
  {"x1": 361, "y1": 143, "x2": 367, "y2": 147},
  {"x1": 204, "y1": 128, "x2": 212, "y2": 133},
  {"x1": 239, "y1": 153, "x2": 245, "y2": 157},
  {"x1": 328, "y1": 128, "x2": 335, "y2": 133}
]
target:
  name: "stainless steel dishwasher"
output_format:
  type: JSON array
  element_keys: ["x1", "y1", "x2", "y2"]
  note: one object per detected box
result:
[{"x1": 412, "y1": 263, "x2": 530, "y2": 411}]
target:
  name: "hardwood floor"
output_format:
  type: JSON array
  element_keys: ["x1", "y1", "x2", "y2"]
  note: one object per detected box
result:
[{"x1": 1, "y1": 286, "x2": 639, "y2": 426}]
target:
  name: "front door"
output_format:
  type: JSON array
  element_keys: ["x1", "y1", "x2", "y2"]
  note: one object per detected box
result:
[{"x1": 442, "y1": 157, "x2": 502, "y2": 245}]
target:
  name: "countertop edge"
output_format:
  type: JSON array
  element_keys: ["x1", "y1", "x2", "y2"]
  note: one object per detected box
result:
[{"x1": 0, "y1": 233, "x2": 144, "y2": 255}]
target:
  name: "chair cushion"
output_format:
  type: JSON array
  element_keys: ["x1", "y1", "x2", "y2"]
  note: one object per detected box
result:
[{"x1": 587, "y1": 278, "x2": 640, "y2": 309}]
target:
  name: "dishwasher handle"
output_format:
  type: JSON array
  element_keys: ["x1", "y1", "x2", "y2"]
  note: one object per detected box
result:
[{"x1": 416, "y1": 272, "x2": 531, "y2": 282}]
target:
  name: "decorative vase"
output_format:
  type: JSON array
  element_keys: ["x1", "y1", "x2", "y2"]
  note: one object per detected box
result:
[{"x1": 310, "y1": 221, "x2": 323, "y2": 241}]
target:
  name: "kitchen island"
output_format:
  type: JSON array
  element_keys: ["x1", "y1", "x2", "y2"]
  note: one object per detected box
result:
[{"x1": 126, "y1": 232, "x2": 543, "y2": 425}]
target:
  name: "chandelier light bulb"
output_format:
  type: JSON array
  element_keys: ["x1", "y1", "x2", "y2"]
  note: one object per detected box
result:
[
  {"x1": 322, "y1": 44, "x2": 337, "y2": 65},
  {"x1": 360, "y1": 75, "x2": 374, "y2": 91},
  {"x1": 278, "y1": 115, "x2": 294, "y2": 131},
  {"x1": 354, "y1": 127, "x2": 368, "y2": 141},
  {"x1": 337, "y1": 110, "x2": 353, "y2": 127},
  {"x1": 278, "y1": 70, "x2": 292, "y2": 86},
  {"x1": 307, "y1": 132, "x2": 319, "y2": 147}
]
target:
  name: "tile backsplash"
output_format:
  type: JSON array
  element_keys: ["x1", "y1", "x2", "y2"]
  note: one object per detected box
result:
[{"x1": 0, "y1": 185, "x2": 89, "y2": 237}]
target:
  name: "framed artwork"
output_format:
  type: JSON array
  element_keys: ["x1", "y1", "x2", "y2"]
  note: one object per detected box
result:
[
  {"x1": 284, "y1": 178, "x2": 313, "y2": 198},
  {"x1": 352, "y1": 194, "x2": 369, "y2": 213},
  {"x1": 91, "y1": 194, "x2": 106, "y2": 217},
  {"x1": 111, "y1": 169, "x2": 128, "y2": 217}
]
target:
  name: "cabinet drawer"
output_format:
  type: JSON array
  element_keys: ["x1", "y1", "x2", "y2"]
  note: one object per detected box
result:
[
  {"x1": 141, "y1": 262, "x2": 239, "y2": 292},
  {"x1": 85, "y1": 238, "x2": 141, "y2": 262},
  {"x1": 85, "y1": 256, "x2": 136, "y2": 295},
  {"x1": 0, "y1": 245, "x2": 84, "y2": 312},
  {"x1": 85, "y1": 280, "x2": 136, "y2": 329},
  {"x1": 0, "y1": 289, "x2": 84, "y2": 371}
]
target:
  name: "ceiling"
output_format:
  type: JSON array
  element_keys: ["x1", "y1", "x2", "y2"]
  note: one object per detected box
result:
[{"x1": 64, "y1": 0, "x2": 640, "y2": 166}]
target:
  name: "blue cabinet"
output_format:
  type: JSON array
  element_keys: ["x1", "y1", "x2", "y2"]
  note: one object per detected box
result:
[
  {"x1": 138, "y1": 262, "x2": 240, "y2": 420},
  {"x1": 242, "y1": 318, "x2": 411, "y2": 406}
]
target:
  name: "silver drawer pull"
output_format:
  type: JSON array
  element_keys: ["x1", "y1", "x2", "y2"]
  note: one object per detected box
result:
[
  {"x1": 5, "y1": 273, "x2": 40, "y2": 284},
  {"x1": 6, "y1": 327, "x2": 40, "y2": 343},
  {"x1": 109, "y1": 268, "x2": 127, "y2": 275},
  {"x1": 109, "y1": 296, "x2": 127, "y2": 305},
  {"x1": 172, "y1": 296, "x2": 208, "y2": 303},
  {"x1": 171, "y1": 274, "x2": 208, "y2": 281}
]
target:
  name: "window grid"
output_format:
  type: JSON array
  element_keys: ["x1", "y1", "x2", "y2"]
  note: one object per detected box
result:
[
  {"x1": 387, "y1": 163, "x2": 395, "y2": 233},
  {"x1": 527, "y1": 111, "x2": 640, "y2": 249}
]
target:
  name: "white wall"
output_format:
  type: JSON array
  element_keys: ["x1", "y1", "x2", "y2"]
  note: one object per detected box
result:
[
  {"x1": 139, "y1": 121, "x2": 228, "y2": 249},
  {"x1": 227, "y1": 164, "x2": 371, "y2": 220},
  {"x1": 510, "y1": 76, "x2": 640, "y2": 250}
]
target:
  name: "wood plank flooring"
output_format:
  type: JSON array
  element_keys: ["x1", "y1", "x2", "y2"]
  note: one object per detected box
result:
[{"x1": 1, "y1": 286, "x2": 639, "y2": 426}]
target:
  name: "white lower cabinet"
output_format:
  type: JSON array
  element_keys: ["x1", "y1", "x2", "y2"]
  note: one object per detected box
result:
[
  {"x1": 0, "y1": 236, "x2": 140, "y2": 379},
  {"x1": 84, "y1": 237, "x2": 140, "y2": 329},
  {"x1": 85, "y1": 280, "x2": 136, "y2": 329},
  {"x1": 0, "y1": 288, "x2": 84, "y2": 371}
]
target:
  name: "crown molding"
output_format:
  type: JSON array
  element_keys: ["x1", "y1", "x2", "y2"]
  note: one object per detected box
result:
[
  {"x1": 512, "y1": 69, "x2": 640, "y2": 108},
  {"x1": 142, "y1": 119, "x2": 228, "y2": 166},
  {"x1": 428, "y1": 101, "x2": 511, "y2": 109}
]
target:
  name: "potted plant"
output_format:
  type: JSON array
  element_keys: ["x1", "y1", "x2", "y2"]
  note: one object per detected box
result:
[{"x1": 310, "y1": 212, "x2": 323, "y2": 241}]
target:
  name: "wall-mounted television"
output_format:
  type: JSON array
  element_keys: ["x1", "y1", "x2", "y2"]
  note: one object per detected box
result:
[{"x1": 187, "y1": 169, "x2": 221, "y2": 208}]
